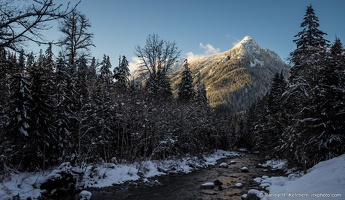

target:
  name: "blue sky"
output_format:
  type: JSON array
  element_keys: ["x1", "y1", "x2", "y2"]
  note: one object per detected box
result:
[{"x1": 40, "y1": 0, "x2": 345, "y2": 69}]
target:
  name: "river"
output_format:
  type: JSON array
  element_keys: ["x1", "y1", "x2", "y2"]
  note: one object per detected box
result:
[{"x1": 81, "y1": 153, "x2": 285, "y2": 200}]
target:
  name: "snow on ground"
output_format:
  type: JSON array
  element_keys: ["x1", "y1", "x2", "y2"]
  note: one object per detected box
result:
[
  {"x1": 0, "y1": 171, "x2": 44, "y2": 200},
  {"x1": 259, "y1": 159, "x2": 287, "y2": 170},
  {"x1": 249, "y1": 154, "x2": 345, "y2": 200},
  {"x1": 0, "y1": 150, "x2": 239, "y2": 199},
  {"x1": 203, "y1": 149, "x2": 240, "y2": 165}
]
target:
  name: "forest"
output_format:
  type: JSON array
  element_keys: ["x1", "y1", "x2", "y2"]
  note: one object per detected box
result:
[{"x1": 0, "y1": 0, "x2": 344, "y2": 176}]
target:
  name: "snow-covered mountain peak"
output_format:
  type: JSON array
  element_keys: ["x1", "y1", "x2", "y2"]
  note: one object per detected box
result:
[
  {"x1": 232, "y1": 35, "x2": 261, "y2": 54},
  {"x1": 238, "y1": 35, "x2": 254, "y2": 44}
]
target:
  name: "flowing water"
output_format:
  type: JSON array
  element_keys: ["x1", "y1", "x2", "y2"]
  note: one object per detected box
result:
[{"x1": 84, "y1": 153, "x2": 285, "y2": 200}]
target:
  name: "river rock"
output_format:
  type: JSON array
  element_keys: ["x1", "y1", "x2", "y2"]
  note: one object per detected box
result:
[
  {"x1": 200, "y1": 182, "x2": 215, "y2": 189},
  {"x1": 79, "y1": 190, "x2": 92, "y2": 200},
  {"x1": 247, "y1": 189, "x2": 262, "y2": 199},
  {"x1": 219, "y1": 162, "x2": 228, "y2": 168},
  {"x1": 256, "y1": 163, "x2": 266, "y2": 168},
  {"x1": 235, "y1": 183, "x2": 243, "y2": 188},
  {"x1": 230, "y1": 160, "x2": 237, "y2": 164},
  {"x1": 253, "y1": 177, "x2": 262, "y2": 183},
  {"x1": 245, "y1": 193, "x2": 260, "y2": 200},
  {"x1": 241, "y1": 166, "x2": 249, "y2": 173}
]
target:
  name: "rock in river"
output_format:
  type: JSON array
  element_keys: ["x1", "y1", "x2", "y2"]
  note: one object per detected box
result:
[
  {"x1": 219, "y1": 162, "x2": 228, "y2": 168},
  {"x1": 241, "y1": 166, "x2": 249, "y2": 173},
  {"x1": 200, "y1": 182, "x2": 215, "y2": 189}
]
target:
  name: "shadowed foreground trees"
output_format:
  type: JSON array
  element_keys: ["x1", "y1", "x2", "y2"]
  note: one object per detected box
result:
[
  {"x1": 0, "y1": 31, "x2": 229, "y2": 170},
  {"x1": 244, "y1": 5, "x2": 345, "y2": 170}
]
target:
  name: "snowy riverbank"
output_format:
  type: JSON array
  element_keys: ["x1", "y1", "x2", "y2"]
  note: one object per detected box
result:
[
  {"x1": 247, "y1": 154, "x2": 345, "y2": 200},
  {"x1": 1, "y1": 152, "x2": 344, "y2": 200},
  {"x1": 0, "y1": 150, "x2": 239, "y2": 199}
]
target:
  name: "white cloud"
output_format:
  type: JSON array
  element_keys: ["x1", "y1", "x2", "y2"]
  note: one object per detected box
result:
[
  {"x1": 199, "y1": 43, "x2": 220, "y2": 55},
  {"x1": 128, "y1": 56, "x2": 142, "y2": 73},
  {"x1": 186, "y1": 43, "x2": 221, "y2": 62}
]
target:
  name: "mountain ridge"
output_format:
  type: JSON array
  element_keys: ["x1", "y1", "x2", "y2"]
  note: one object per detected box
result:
[{"x1": 171, "y1": 36, "x2": 290, "y2": 115}]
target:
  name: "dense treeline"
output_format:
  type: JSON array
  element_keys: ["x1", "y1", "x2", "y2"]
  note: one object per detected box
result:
[
  {"x1": 0, "y1": 5, "x2": 232, "y2": 171},
  {"x1": 243, "y1": 5, "x2": 345, "y2": 170},
  {"x1": 1, "y1": 1, "x2": 344, "y2": 173},
  {"x1": 0, "y1": 44, "x2": 231, "y2": 171}
]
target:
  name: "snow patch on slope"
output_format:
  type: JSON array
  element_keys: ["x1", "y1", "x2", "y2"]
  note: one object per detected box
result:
[{"x1": 250, "y1": 58, "x2": 264, "y2": 68}]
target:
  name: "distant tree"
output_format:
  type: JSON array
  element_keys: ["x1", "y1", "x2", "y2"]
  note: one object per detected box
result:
[
  {"x1": 250, "y1": 73, "x2": 286, "y2": 154},
  {"x1": 135, "y1": 34, "x2": 180, "y2": 100},
  {"x1": 267, "y1": 72, "x2": 287, "y2": 118},
  {"x1": 26, "y1": 52, "x2": 35, "y2": 69},
  {"x1": 100, "y1": 54, "x2": 113, "y2": 85},
  {"x1": 59, "y1": 10, "x2": 94, "y2": 67},
  {"x1": 0, "y1": 0, "x2": 78, "y2": 51},
  {"x1": 87, "y1": 57, "x2": 98, "y2": 85},
  {"x1": 113, "y1": 55, "x2": 130, "y2": 89},
  {"x1": 195, "y1": 78, "x2": 208, "y2": 106},
  {"x1": 177, "y1": 59, "x2": 195, "y2": 102}
]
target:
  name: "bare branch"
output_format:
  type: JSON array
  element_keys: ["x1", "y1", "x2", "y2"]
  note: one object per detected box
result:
[
  {"x1": 0, "y1": 0, "x2": 80, "y2": 51},
  {"x1": 58, "y1": 10, "x2": 94, "y2": 66}
]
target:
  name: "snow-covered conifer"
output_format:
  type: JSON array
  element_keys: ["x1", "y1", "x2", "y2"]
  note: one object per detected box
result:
[{"x1": 177, "y1": 59, "x2": 195, "y2": 102}]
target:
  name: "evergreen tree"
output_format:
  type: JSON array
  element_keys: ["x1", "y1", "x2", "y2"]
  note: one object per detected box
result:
[
  {"x1": 54, "y1": 51, "x2": 70, "y2": 162},
  {"x1": 177, "y1": 59, "x2": 195, "y2": 102},
  {"x1": 195, "y1": 77, "x2": 208, "y2": 106},
  {"x1": 113, "y1": 55, "x2": 130, "y2": 89},
  {"x1": 291, "y1": 4, "x2": 329, "y2": 66},
  {"x1": 26, "y1": 52, "x2": 35, "y2": 69},
  {"x1": 87, "y1": 57, "x2": 98, "y2": 88},
  {"x1": 0, "y1": 48, "x2": 7, "y2": 128},
  {"x1": 254, "y1": 73, "x2": 286, "y2": 154},
  {"x1": 77, "y1": 55, "x2": 89, "y2": 101},
  {"x1": 281, "y1": 5, "x2": 344, "y2": 169},
  {"x1": 4, "y1": 51, "x2": 33, "y2": 169},
  {"x1": 306, "y1": 38, "x2": 345, "y2": 164},
  {"x1": 100, "y1": 54, "x2": 113, "y2": 85},
  {"x1": 29, "y1": 45, "x2": 58, "y2": 169}
]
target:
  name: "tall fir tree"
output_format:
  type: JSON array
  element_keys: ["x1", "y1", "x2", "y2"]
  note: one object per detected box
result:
[
  {"x1": 307, "y1": 38, "x2": 345, "y2": 164},
  {"x1": 281, "y1": 5, "x2": 344, "y2": 169},
  {"x1": 100, "y1": 54, "x2": 113, "y2": 85},
  {"x1": 195, "y1": 76, "x2": 208, "y2": 106},
  {"x1": 177, "y1": 59, "x2": 195, "y2": 102},
  {"x1": 29, "y1": 45, "x2": 58, "y2": 169},
  {"x1": 251, "y1": 73, "x2": 287, "y2": 154},
  {"x1": 3, "y1": 51, "x2": 33, "y2": 169},
  {"x1": 54, "y1": 51, "x2": 70, "y2": 162},
  {"x1": 113, "y1": 55, "x2": 130, "y2": 89},
  {"x1": 0, "y1": 48, "x2": 7, "y2": 129},
  {"x1": 291, "y1": 4, "x2": 329, "y2": 67}
]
